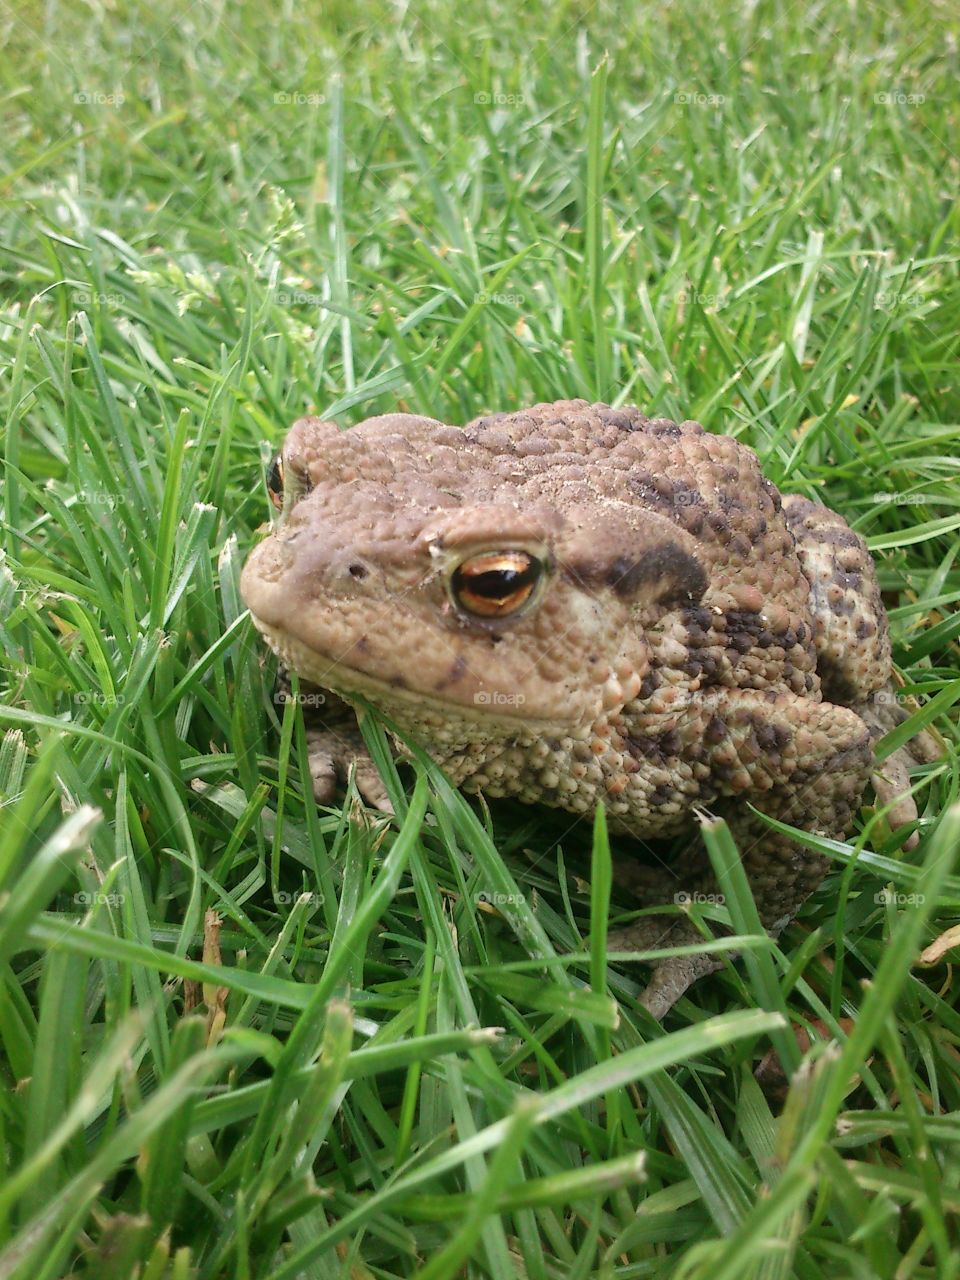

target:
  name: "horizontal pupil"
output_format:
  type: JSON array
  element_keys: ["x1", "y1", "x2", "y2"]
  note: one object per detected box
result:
[{"x1": 465, "y1": 568, "x2": 533, "y2": 600}]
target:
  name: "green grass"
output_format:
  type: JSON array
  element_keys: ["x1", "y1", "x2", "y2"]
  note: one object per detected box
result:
[{"x1": 2, "y1": 0, "x2": 959, "y2": 1275}]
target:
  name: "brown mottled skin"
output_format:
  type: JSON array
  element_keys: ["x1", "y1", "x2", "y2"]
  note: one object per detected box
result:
[{"x1": 241, "y1": 401, "x2": 938, "y2": 1015}]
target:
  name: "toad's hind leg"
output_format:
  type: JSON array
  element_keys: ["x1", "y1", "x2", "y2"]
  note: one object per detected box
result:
[
  {"x1": 782, "y1": 494, "x2": 940, "y2": 845},
  {"x1": 780, "y1": 494, "x2": 890, "y2": 703},
  {"x1": 608, "y1": 691, "x2": 874, "y2": 1018}
]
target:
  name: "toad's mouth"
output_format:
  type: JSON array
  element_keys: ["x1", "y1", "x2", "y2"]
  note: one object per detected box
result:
[{"x1": 249, "y1": 614, "x2": 585, "y2": 737}]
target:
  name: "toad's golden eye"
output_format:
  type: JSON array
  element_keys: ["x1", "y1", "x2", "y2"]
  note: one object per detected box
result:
[
  {"x1": 267, "y1": 455, "x2": 284, "y2": 511},
  {"x1": 450, "y1": 551, "x2": 543, "y2": 619}
]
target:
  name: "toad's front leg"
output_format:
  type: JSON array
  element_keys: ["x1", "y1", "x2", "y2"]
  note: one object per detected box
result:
[{"x1": 280, "y1": 679, "x2": 394, "y2": 812}]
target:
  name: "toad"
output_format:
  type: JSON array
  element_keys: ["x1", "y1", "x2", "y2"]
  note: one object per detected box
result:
[{"x1": 240, "y1": 400, "x2": 938, "y2": 1015}]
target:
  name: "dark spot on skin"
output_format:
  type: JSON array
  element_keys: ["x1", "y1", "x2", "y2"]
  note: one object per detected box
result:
[
  {"x1": 782, "y1": 496, "x2": 817, "y2": 524},
  {"x1": 707, "y1": 511, "x2": 730, "y2": 539},
  {"x1": 824, "y1": 528, "x2": 863, "y2": 551},
  {"x1": 829, "y1": 592, "x2": 856, "y2": 616},
  {"x1": 349, "y1": 563, "x2": 368, "y2": 580},
  {"x1": 689, "y1": 607, "x2": 715, "y2": 631},
  {"x1": 761, "y1": 477, "x2": 782, "y2": 512},
  {"x1": 660, "y1": 728, "x2": 682, "y2": 757},
  {"x1": 435, "y1": 654, "x2": 467, "y2": 691},
  {"x1": 718, "y1": 490, "x2": 746, "y2": 514},
  {"x1": 697, "y1": 653, "x2": 723, "y2": 682},
  {"x1": 627, "y1": 731, "x2": 681, "y2": 765},
  {"x1": 679, "y1": 607, "x2": 715, "y2": 651},
  {"x1": 856, "y1": 617, "x2": 875, "y2": 640},
  {"x1": 754, "y1": 721, "x2": 790, "y2": 753},
  {"x1": 730, "y1": 534, "x2": 753, "y2": 559},
  {"x1": 721, "y1": 608, "x2": 769, "y2": 658},
  {"x1": 705, "y1": 715, "x2": 727, "y2": 744},
  {"x1": 596, "y1": 406, "x2": 642, "y2": 431},
  {"x1": 650, "y1": 783, "x2": 677, "y2": 806},
  {"x1": 628, "y1": 472, "x2": 674, "y2": 510},
  {"x1": 681, "y1": 509, "x2": 705, "y2": 537},
  {"x1": 638, "y1": 671, "x2": 661, "y2": 699},
  {"x1": 607, "y1": 544, "x2": 708, "y2": 605},
  {"x1": 671, "y1": 481, "x2": 704, "y2": 514}
]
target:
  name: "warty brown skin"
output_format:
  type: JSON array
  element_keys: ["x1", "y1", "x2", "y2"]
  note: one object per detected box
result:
[{"x1": 241, "y1": 400, "x2": 938, "y2": 1015}]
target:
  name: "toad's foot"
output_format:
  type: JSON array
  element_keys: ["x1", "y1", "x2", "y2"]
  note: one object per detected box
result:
[
  {"x1": 306, "y1": 722, "x2": 394, "y2": 813},
  {"x1": 606, "y1": 915, "x2": 729, "y2": 1019},
  {"x1": 858, "y1": 683, "x2": 941, "y2": 848}
]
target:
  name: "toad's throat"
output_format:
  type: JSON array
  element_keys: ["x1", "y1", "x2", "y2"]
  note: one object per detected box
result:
[{"x1": 249, "y1": 615, "x2": 588, "y2": 739}]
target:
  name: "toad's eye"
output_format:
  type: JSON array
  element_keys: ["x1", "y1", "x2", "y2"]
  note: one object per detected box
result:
[
  {"x1": 266, "y1": 455, "x2": 284, "y2": 511},
  {"x1": 450, "y1": 551, "x2": 544, "y2": 619}
]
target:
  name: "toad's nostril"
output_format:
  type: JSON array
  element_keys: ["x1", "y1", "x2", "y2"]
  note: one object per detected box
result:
[{"x1": 348, "y1": 563, "x2": 368, "y2": 580}]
